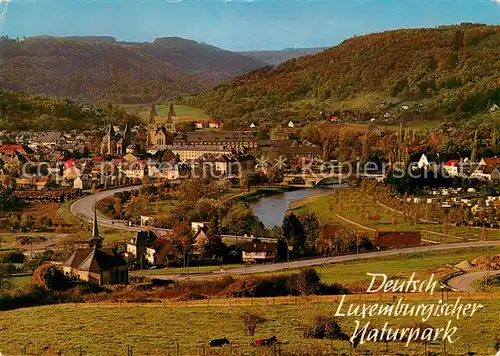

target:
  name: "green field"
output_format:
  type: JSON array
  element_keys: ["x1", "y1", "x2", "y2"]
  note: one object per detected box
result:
[
  {"x1": 1, "y1": 299, "x2": 498, "y2": 355},
  {"x1": 122, "y1": 104, "x2": 213, "y2": 123},
  {"x1": 133, "y1": 263, "x2": 246, "y2": 276},
  {"x1": 252, "y1": 246, "x2": 500, "y2": 292},
  {"x1": 291, "y1": 189, "x2": 500, "y2": 244}
]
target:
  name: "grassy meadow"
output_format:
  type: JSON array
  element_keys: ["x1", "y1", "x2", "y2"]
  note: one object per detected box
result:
[
  {"x1": 0, "y1": 298, "x2": 498, "y2": 355},
  {"x1": 122, "y1": 104, "x2": 213, "y2": 123},
  {"x1": 290, "y1": 189, "x2": 500, "y2": 243}
]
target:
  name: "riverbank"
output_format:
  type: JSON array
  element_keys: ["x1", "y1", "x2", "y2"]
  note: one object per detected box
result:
[
  {"x1": 231, "y1": 185, "x2": 302, "y2": 202},
  {"x1": 250, "y1": 186, "x2": 340, "y2": 228}
]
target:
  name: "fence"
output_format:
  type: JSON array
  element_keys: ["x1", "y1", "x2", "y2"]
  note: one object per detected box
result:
[
  {"x1": 15, "y1": 339, "x2": 486, "y2": 356},
  {"x1": 7, "y1": 293, "x2": 499, "y2": 356}
]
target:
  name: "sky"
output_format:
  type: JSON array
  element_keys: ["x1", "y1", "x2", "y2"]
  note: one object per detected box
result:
[{"x1": 1, "y1": 0, "x2": 500, "y2": 51}]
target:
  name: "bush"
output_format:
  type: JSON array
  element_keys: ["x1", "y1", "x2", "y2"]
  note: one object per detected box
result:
[
  {"x1": 0, "y1": 285, "x2": 69, "y2": 311},
  {"x1": 304, "y1": 316, "x2": 348, "y2": 340},
  {"x1": 294, "y1": 268, "x2": 321, "y2": 295},
  {"x1": 0, "y1": 250, "x2": 25, "y2": 264},
  {"x1": 31, "y1": 263, "x2": 71, "y2": 291},
  {"x1": 220, "y1": 271, "x2": 347, "y2": 298},
  {"x1": 175, "y1": 292, "x2": 207, "y2": 301}
]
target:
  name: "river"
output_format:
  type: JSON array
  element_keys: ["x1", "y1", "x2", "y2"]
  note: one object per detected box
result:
[{"x1": 250, "y1": 185, "x2": 347, "y2": 228}]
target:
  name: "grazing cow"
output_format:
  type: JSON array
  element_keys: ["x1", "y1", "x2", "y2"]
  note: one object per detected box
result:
[
  {"x1": 251, "y1": 336, "x2": 278, "y2": 347},
  {"x1": 209, "y1": 338, "x2": 230, "y2": 347}
]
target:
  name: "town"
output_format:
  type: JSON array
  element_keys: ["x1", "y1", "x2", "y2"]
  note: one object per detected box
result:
[{"x1": 1, "y1": 18, "x2": 500, "y2": 356}]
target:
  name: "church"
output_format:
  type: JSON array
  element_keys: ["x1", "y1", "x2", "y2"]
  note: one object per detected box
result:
[
  {"x1": 147, "y1": 102, "x2": 176, "y2": 147},
  {"x1": 100, "y1": 124, "x2": 130, "y2": 155},
  {"x1": 62, "y1": 210, "x2": 128, "y2": 285}
]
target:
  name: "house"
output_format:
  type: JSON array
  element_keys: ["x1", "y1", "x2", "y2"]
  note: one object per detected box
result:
[
  {"x1": 126, "y1": 230, "x2": 157, "y2": 267},
  {"x1": 73, "y1": 176, "x2": 91, "y2": 190},
  {"x1": 191, "y1": 221, "x2": 209, "y2": 233},
  {"x1": 145, "y1": 238, "x2": 181, "y2": 266},
  {"x1": 209, "y1": 121, "x2": 220, "y2": 129},
  {"x1": 417, "y1": 153, "x2": 441, "y2": 170},
  {"x1": 195, "y1": 121, "x2": 204, "y2": 129},
  {"x1": 170, "y1": 145, "x2": 233, "y2": 162},
  {"x1": 443, "y1": 159, "x2": 460, "y2": 177},
  {"x1": 126, "y1": 230, "x2": 181, "y2": 266},
  {"x1": 198, "y1": 154, "x2": 235, "y2": 175},
  {"x1": 287, "y1": 121, "x2": 295, "y2": 128},
  {"x1": 62, "y1": 211, "x2": 128, "y2": 285},
  {"x1": 374, "y1": 231, "x2": 422, "y2": 248},
  {"x1": 471, "y1": 165, "x2": 500, "y2": 182},
  {"x1": 478, "y1": 157, "x2": 500, "y2": 167},
  {"x1": 242, "y1": 239, "x2": 277, "y2": 262},
  {"x1": 250, "y1": 123, "x2": 256, "y2": 129}
]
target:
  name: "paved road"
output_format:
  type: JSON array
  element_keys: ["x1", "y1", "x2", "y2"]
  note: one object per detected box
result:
[
  {"x1": 71, "y1": 187, "x2": 500, "y2": 282},
  {"x1": 70, "y1": 185, "x2": 144, "y2": 232},
  {"x1": 447, "y1": 270, "x2": 500, "y2": 292},
  {"x1": 144, "y1": 241, "x2": 500, "y2": 281}
]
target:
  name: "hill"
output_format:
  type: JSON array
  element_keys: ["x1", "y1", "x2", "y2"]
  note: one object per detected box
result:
[
  {"x1": 0, "y1": 36, "x2": 266, "y2": 104},
  {"x1": 240, "y1": 47, "x2": 328, "y2": 65},
  {"x1": 185, "y1": 24, "x2": 500, "y2": 126},
  {"x1": 0, "y1": 91, "x2": 139, "y2": 131}
]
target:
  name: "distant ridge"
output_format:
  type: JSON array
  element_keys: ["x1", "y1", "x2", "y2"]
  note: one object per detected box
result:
[
  {"x1": 240, "y1": 47, "x2": 328, "y2": 65},
  {"x1": 0, "y1": 36, "x2": 267, "y2": 103},
  {"x1": 189, "y1": 24, "x2": 500, "y2": 124}
]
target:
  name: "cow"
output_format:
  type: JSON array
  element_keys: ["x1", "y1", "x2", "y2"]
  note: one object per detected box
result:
[
  {"x1": 209, "y1": 338, "x2": 230, "y2": 347},
  {"x1": 251, "y1": 336, "x2": 278, "y2": 347}
]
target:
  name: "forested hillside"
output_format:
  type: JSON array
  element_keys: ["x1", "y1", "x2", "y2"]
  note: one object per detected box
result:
[
  {"x1": 0, "y1": 91, "x2": 140, "y2": 131},
  {"x1": 186, "y1": 24, "x2": 500, "y2": 125},
  {"x1": 240, "y1": 47, "x2": 327, "y2": 65},
  {"x1": 0, "y1": 36, "x2": 266, "y2": 103}
]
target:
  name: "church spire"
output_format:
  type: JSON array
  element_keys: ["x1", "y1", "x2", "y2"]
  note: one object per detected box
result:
[
  {"x1": 92, "y1": 208, "x2": 99, "y2": 238},
  {"x1": 167, "y1": 102, "x2": 176, "y2": 118},
  {"x1": 149, "y1": 102, "x2": 158, "y2": 124},
  {"x1": 90, "y1": 208, "x2": 103, "y2": 248}
]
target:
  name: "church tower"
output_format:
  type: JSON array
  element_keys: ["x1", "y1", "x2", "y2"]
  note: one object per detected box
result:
[
  {"x1": 165, "y1": 102, "x2": 176, "y2": 132},
  {"x1": 90, "y1": 208, "x2": 103, "y2": 248},
  {"x1": 167, "y1": 102, "x2": 176, "y2": 118},
  {"x1": 149, "y1": 102, "x2": 158, "y2": 125}
]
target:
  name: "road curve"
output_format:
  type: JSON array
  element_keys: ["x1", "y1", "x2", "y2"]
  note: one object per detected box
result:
[
  {"x1": 447, "y1": 270, "x2": 500, "y2": 292},
  {"x1": 145, "y1": 241, "x2": 500, "y2": 281},
  {"x1": 72, "y1": 188, "x2": 500, "y2": 282},
  {"x1": 70, "y1": 185, "x2": 143, "y2": 232}
]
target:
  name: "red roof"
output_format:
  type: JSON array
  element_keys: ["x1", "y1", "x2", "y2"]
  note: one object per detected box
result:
[
  {"x1": 444, "y1": 159, "x2": 460, "y2": 167},
  {"x1": 330, "y1": 116, "x2": 338, "y2": 122},
  {"x1": 64, "y1": 159, "x2": 76, "y2": 169},
  {"x1": 482, "y1": 157, "x2": 500, "y2": 166}
]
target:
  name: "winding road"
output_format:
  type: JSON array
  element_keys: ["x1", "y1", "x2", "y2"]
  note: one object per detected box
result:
[
  {"x1": 146, "y1": 241, "x2": 500, "y2": 281},
  {"x1": 447, "y1": 270, "x2": 500, "y2": 292},
  {"x1": 71, "y1": 186, "x2": 500, "y2": 281},
  {"x1": 71, "y1": 185, "x2": 144, "y2": 232}
]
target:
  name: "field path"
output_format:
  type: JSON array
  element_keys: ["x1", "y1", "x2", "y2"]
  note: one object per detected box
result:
[{"x1": 447, "y1": 270, "x2": 500, "y2": 292}]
